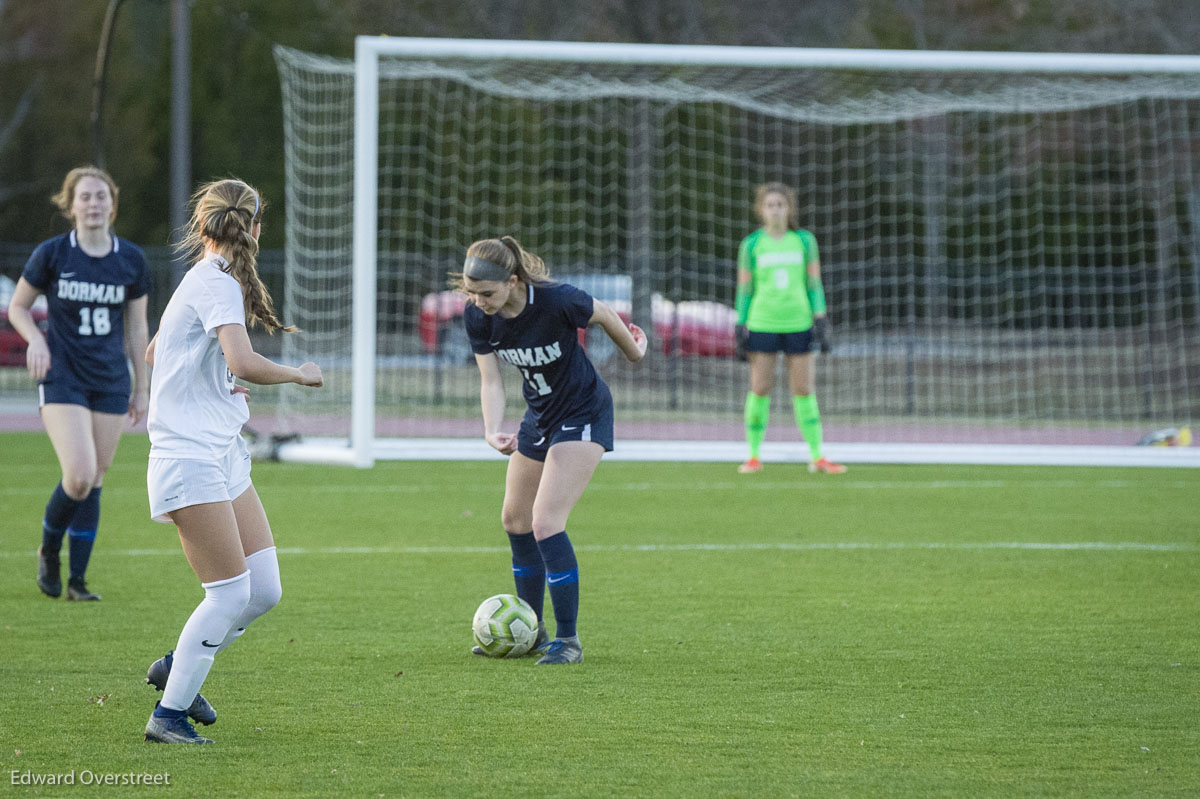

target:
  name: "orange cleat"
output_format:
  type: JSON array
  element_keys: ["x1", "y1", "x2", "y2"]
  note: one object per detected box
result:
[
  {"x1": 809, "y1": 457, "x2": 846, "y2": 474},
  {"x1": 737, "y1": 457, "x2": 763, "y2": 474}
]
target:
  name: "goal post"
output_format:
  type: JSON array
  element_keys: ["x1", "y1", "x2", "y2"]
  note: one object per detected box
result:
[
  {"x1": 349, "y1": 35, "x2": 378, "y2": 469},
  {"x1": 273, "y1": 37, "x2": 1200, "y2": 467}
]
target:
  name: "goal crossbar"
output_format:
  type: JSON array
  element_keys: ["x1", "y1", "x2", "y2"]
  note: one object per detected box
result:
[{"x1": 360, "y1": 37, "x2": 1200, "y2": 74}]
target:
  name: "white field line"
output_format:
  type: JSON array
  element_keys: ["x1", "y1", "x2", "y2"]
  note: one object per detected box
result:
[
  {"x1": 0, "y1": 541, "x2": 1196, "y2": 558},
  {"x1": 4, "y1": 478, "x2": 1196, "y2": 498}
]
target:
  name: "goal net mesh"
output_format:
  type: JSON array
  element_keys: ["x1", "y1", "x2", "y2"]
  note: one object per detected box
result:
[{"x1": 274, "y1": 44, "x2": 1200, "y2": 447}]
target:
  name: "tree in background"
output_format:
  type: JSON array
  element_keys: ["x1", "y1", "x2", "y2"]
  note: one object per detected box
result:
[
  {"x1": 847, "y1": 0, "x2": 1200, "y2": 52},
  {"x1": 0, "y1": 0, "x2": 353, "y2": 250},
  {"x1": 2, "y1": 0, "x2": 1197, "y2": 251}
]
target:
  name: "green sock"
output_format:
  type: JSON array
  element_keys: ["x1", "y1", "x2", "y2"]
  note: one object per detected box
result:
[
  {"x1": 744, "y1": 392, "x2": 770, "y2": 459},
  {"x1": 793, "y1": 394, "x2": 823, "y2": 461}
]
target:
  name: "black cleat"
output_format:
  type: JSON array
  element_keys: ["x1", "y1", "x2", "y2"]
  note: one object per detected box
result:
[
  {"x1": 66, "y1": 577, "x2": 101, "y2": 602},
  {"x1": 146, "y1": 650, "x2": 217, "y2": 725},
  {"x1": 37, "y1": 546, "x2": 62, "y2": 598}
]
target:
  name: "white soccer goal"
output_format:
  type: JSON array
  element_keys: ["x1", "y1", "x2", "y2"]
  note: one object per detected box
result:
[{"x1": 272, "y1": 38, "x2": 1200, "y2": 467}]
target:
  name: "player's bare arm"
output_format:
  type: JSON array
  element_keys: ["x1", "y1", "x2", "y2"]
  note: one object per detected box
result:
[
  {"x1": 589, "y1": 299, "x2": 647, "y2": 362},
  {"x1": 8, "y1": 277, "x2": 50, "y2": 380},
  {"x1": 476, "y1": 351, "x2": 515, "y2": 454},
  {"x1": 216, "y1": 324, "x2": 322, "y2": 387}
]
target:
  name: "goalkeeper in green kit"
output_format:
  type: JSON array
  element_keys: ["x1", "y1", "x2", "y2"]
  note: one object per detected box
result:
[{"x1": 734, "y1": 182, "x2": 844, "y2": 475}]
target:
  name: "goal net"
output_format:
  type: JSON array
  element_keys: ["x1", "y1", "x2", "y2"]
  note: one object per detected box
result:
[{"x1": 273, "y1": 39, "x2": 1200, "y2": 466}]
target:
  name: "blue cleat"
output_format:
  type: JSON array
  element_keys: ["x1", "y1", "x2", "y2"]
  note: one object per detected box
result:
[
  {"x1": 472, "y1": 621, "x2": 549, "y2": 658},
  {"x1": 535, "y1": 636, "x2": 583, "y2": 665},
  {"x1": 146, "y1": 650, "x2": 217, "y2": 726},
  {"x1": 144, "y1": 705, "x2": 213, "y2": 744}
]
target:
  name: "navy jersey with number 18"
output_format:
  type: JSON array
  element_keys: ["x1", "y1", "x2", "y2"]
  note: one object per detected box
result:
[
  {"x1": 21, "y1": 230, "x2": 152, "y2": 393},
  {"x1": 464, "y1": 281, "x2": 607, "y2": 433}
]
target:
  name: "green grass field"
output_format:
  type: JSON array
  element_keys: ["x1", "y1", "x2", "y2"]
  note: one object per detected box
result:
[{"x1": 2, "y1": 431, "x2": 1198, "y2": 798}]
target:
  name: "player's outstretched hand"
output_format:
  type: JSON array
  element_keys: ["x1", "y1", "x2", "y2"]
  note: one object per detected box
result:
[
  {"x1": 486, "y1": 431, "x2": 517, "y2": 455},
  {"x1": 297, "y1": 362, "x2": 324, "y2": 387},
  {"x1": 628, "y1": 323, "x2": 648, "y2": 361}
]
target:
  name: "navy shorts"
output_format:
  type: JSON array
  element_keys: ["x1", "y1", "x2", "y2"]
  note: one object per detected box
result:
[
  {"x1": 746, "y1": 329, "x2": 814, "y2": 355},
  {"x1": 517, "y1": 385, "x2": 615, "y2": 462},
  {"x1": 39, "y1": 381, "x2": 129, "y2": 414}
]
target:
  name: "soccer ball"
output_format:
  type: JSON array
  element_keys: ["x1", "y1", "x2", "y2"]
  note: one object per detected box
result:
[{"x1": 472, "y1": 593, "x2": 538, "y2": 658}]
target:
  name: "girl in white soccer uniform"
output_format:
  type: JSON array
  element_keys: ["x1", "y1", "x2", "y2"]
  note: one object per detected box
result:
[{"x1": 142, "y1": 179, "x2": 322, "y2": 744}]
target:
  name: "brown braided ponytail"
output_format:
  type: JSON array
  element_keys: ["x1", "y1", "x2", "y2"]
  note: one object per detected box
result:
[{"x1": 176, "y1": 179, "x2": 296, "y2": 334}]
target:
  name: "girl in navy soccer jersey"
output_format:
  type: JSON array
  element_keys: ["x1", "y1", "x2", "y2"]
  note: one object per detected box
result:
[
  {"x1": 7, "y1": 166, "x2": 152, "y2": 602},
  {"x1": 457, "y1": 237, "x2": 647, "y2": 665},
  {"x1": 141, "y1": 179, "x2": 322, "y2": 744}
]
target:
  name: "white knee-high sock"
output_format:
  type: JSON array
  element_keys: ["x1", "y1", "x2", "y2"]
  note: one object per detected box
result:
[
  {"x1": 161, "y1": 571, "x2": 251, "y2": 712},
  {"x1": 216, "y1": 547, "x2": 282, "y2": 653}
]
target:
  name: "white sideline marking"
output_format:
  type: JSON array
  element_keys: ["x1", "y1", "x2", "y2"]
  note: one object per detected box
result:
[
  {"x1": 285, "y1": 437, "x2": 1200, "y2": 468},
  {"x1": 1, "y1": 541, "x2": 1196, "y2": 558},
  {"x1": 6, "y1": 477, "x2": 1197, "y2": 498}
]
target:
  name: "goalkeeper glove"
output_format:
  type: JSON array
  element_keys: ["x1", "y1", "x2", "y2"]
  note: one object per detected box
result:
[
  {"x1": 735, "y1": 325, "x2": 749, "y2": 362},
  {"x1": 812, "y1": 317, "x2": 832, "y2": 354}
]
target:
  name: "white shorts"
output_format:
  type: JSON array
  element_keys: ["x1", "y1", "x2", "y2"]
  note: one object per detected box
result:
[{"x1": 147, "y1": 435, "x2": 253, "y2": 524}]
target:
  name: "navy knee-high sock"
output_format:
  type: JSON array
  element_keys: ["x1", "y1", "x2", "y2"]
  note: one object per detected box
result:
[
  {"x1": 67, "y1": 487, "x2": 101, "y2": 580},
  {"x1": 507, "y1": 531, "x2": 545, "y2": 620},
  {"x1": 42, "y1": 483, "x2": 82, "y2": 555},
  {"x1": 536, "y1": 531, "x2": 579, "y2": 639}
]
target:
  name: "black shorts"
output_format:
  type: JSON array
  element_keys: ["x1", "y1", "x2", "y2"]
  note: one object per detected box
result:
[
  {"x1": 517, "y1": 386, "x2": 615, "y2": 462},
  {"x1": 745, "y1": 329, "x2": 814, "y2": 355},
  {"x1": 39, "y1": 380, "x2": 129, "y2": 414}
]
